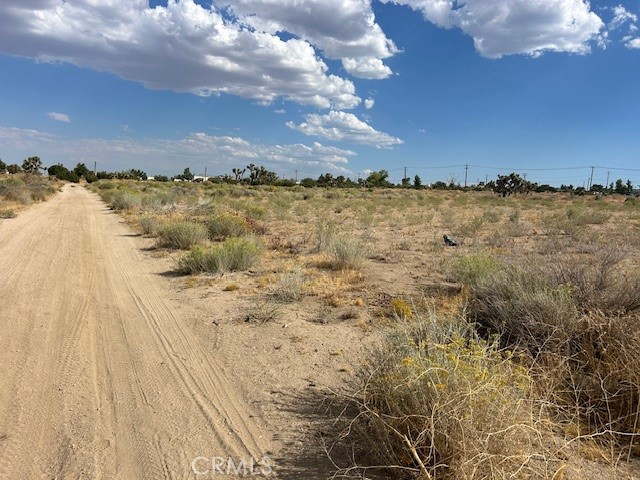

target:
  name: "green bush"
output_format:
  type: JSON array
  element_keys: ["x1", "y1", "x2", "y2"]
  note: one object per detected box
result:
[
  {"x1": 178, "y1": 237, "x2": 261, "y2": 273},
  {"x1": 447, "y1": 254, "x2": 499, "y2": 286},
  {"x1": 244, "y1": 205, "x2": 267, "y2": 220},
  {"x1": 139, "y1": 216, "x2": 161, "y2": 236},
  {"x1": 1, "y1": 177, "x2": 25, "y2": 188},
  {"x1": 159, "y1": 220, "x2": 208, "y2": 249},
  {"x1": 96, "y1": 180, "x2": 116, "y2": 190},
  {"x1": 206, "y1": 213, "x2": 250, "y2": 239}
]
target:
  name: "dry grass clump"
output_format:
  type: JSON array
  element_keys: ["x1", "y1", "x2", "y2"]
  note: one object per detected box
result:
[
  {"x1": 546, "y1": 247, "x2": 640, "y2": 314},
  {"x1": 341, "y1": 312, "x2": 558, "y2": 479},
  {"x1": 535, "y1": 314, "x2": 640, "y2": 445},
  {"x1": 0, "y1": 209, "x2": 17, "y2": 219},
  {"x1": 273, "y1": 269, "x2": 306, "y2": 302},
  {"x1": 244, "y1": 299, "x2": 282, "y2": 324},
  {"x1": 468, "y1": 265, "x2": 578, "y2": 349},
  {"x1": 177, "y1": 236, "x2": 261, "y2": 274},
  {"x1": 159, "y1": 220, "x2": 208, "y2": 249},
  {"x1": 328, "y1": 237, "x2": 366, "y2": 270},
  {"x1": 464, "y1": 247, "x2": 640, "y2": 448},
  {"x1": 310, "y1": 220, "x2": 366, "y2": 270},
  {"x1": 314, "y1": 220, "x2": 337, "y2": 252}
]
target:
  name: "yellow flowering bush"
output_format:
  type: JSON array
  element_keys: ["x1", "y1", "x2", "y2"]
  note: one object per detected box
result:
[{"x1": 352, "y1": 313, "x2": 559, "y2": 479}]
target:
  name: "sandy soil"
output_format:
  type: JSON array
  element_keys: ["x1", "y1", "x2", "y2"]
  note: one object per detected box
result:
[
  {"x1": 3, "y1": 183, "x2": 638, "y2": 479},
  {"x1": 0, "y1": 185, "x2": 362, "y2": 479}
]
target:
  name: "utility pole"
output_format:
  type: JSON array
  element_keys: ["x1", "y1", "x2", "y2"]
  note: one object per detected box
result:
[
  {"x1": 295, "y1": 169, "x2": 298, "y2": 182},
  {"x1": 588, "y1": 166, "x2": 595, "y2": 191},
  {"x1": 606, "y1": 171, "x2": 611, "y2": 189},
  {"x1": 403, "y1": 166, "x2": 407, "y2": 183},
  {"x1": 464, "y1": 164, "x2": 469, "y2": 188},
  {"x1": 204, "y1": 166, "x2": 207, "y2": 180},
  {"x1": 93, "y1": 161, "x2": 97, "y2": 175}
]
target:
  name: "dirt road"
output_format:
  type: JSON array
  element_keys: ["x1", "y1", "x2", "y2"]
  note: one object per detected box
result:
[{"x1": 0, "y1": 185, "x2": 273, "y2": 479}]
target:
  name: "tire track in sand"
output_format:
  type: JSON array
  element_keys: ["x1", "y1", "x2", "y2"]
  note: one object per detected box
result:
[{"x1": 0, "y1": 185, "x2": 274, "y2": 479}]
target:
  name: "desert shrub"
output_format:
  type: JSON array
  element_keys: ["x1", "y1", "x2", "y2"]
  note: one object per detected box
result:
[
  {"x1": 273, "y1": 269, "x2": 306, "y2": 302},
  {"x1": 456, "y1": 215, "x2": 484, "y2": 237},
  {"x1": 328, "y1": 236, "x2": 365, "y2": 270},
  {"x1": 546, "y1": 247, "x2": 640, "y2": 314},
  {"x1": 481, "y1": 209, "x2": 500, "y2": 223},
  {"x1": 468, "y1": 264, "x2": 579, "y2": 349},
  {"x1": 206, "y1": 213, "x2": 250, "y2": 239},
  {"x1": 159, "y1": 220, "x2": 208, "y2": 249},
  {"x1": 108, "y1": 191, "x2": 140, "y2": 211},
  {"x1": 244, "y1": 205, "x2": 267, "y2": 220},
  {"x1": 342, "y1": 313, "x2": 557, "y2": 479},
  {"x1": 566, "y1": 206, "x2": 609, "y2": 225},
  {"x1": 447, "y1": 254, "x2": 499, "y2": 286},
  {"x1": 139, "y1": 216, "x2": 161, "y2": 236},
  {"x1": 244, "y1": 300, "x2": 282, "y2": 324},
  {"x1": 177, "y1": 245, "x2": 220, "y2": 273},
  {"x1": 95, "y1": 180, "x2": 116, "y2": 190},
  {"x1": 0, "y1": 175, "x2": 55, "y2": 204},
  {"x1": 0, "y1": 177, "x2": 30, "y2": 203},
  {"x1": 535, "y1": 313, "x2": 640, "y2": 446},
  {"x1": 141, "y1": 192, "x2": 176, "y2": 211},
  {"x1": 29, "y1": 184, "x2": 54, "y2": 201},
  {"x1": 390, "y1": 297, "x2": 413, "y2": 319},
  {"x1": 314, "y1": 220, "x2": 336, "y2": 252},
  {"x1": 177, "y1": 237, "x2": 261, "y2": 273},
  {"x1": 0, "y1": 209, "x2": 16, "y2": 218},
  {"x1": 466, "y1": 250, "x2": 640, "y2": 446},
  {"x1": 0, "y1": 177, "x2": 25, "y2": 188}
]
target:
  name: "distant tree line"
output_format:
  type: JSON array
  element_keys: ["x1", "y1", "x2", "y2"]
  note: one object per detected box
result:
[{"x1": 1, "y1": 158, "x2": 635, "y2": 195}]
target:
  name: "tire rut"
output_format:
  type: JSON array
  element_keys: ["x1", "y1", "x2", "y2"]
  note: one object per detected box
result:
[{"x1": 0, "y1": 186, "x2": 274, "y2": 479}]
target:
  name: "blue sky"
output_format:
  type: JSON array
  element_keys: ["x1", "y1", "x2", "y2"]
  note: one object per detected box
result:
[{"x1": 0, "y1": 0, "x2": 638, "y2": 186}]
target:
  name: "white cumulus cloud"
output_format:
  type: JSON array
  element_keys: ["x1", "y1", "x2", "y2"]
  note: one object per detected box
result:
[
  {"x1": 625, "y1": 37, "x2": 640, "y2": 49},
  {"x1": 47, "y1": 112, "x2": 71, "y2": 123},
  {"x1": 380, "y1": 0, "x2": 604, "y2": 58},
  {"x1": 0, "y1": 0, "x2": 360, "y2": 109},
  {"x1": 342, "y1": 57, "x2": 392, "y2": 79},
  {"x1": 286, "y1": 110, "x2": 403, "y2": 148},
  {"x1": 364, "y1": 98, "x2": 375, "y2": 109},
  {"x1": 223, "y1": 0, "x2": 397, "y2": 78}
]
